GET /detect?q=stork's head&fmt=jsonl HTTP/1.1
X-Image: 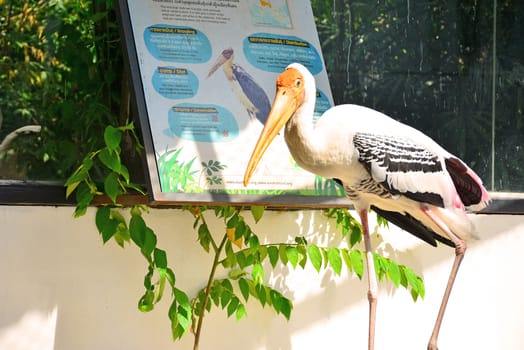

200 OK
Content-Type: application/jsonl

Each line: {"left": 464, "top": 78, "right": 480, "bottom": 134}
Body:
{"left": 207, "top": 48, "right": 234, "bottom": 78}
{"left": 243, "top": 63, "right": 310, "bottom": 186}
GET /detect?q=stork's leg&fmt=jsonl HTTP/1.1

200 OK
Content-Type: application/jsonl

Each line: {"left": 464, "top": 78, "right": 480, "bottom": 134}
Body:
{"left": 422, "top": 208, "right": 467, "bottom": 350}
{"left": 358, "top": 209, "right": 378, "bottom": 350}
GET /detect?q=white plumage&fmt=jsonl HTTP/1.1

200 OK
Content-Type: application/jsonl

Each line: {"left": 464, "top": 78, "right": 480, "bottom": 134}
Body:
{"left": 244, "top": 62, "right": 489, "bottom": 350}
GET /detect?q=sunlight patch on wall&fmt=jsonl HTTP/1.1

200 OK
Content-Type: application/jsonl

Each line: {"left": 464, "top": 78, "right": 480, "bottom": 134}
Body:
{"left": 0, "top": 306, "right": 57, "bottom": 350}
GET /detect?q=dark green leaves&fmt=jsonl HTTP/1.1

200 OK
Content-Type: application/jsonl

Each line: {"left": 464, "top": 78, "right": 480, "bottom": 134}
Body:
{"left": 170, "top": 288, "right": 192, "bottom": 340}
{"left": 104, "top": 125, "right": 122, "bottom": 151}
{"left": 64, "top": 123, "right": 144, "bottom": 211}
{"left": 91, "top": 205, "right": 190, "bottom": 339}
{"left": 95, "top": 206, "right": 120, "bottom": 243}
{"left": 325, "top": 208, "right": 362, "bottom": 246}
{"left": 74, "top": 192, "right": 427, "bottom": 349}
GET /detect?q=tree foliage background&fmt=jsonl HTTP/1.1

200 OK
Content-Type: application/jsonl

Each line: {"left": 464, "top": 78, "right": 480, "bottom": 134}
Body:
{"left": 0, "top": 0, "right": 133, "bottom": 180}
{"left": 312, "top": 0, "right": 524, "bottom": 191}
{"left": 1, "top": 0, "right": 522, "bottom": 190}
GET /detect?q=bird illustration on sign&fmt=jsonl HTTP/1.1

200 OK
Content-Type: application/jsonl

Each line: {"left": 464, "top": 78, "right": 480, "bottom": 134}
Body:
{"left": 207, "top": 48, "right": 271, "bottom": 127}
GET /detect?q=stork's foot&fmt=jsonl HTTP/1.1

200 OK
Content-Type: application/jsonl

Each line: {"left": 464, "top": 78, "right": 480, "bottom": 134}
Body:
{"left": 427, "top": 341, "right": 438, "bottom": 350}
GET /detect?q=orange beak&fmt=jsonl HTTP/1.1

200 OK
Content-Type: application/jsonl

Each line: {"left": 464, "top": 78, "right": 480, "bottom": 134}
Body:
{"left": 243, "top": 85, "right": 299, "bottom": 186}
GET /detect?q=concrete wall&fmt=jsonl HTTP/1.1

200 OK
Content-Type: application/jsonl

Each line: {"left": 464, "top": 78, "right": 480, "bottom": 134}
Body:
{"left": 0, "top": 205, "right": 522, "bottom": 350}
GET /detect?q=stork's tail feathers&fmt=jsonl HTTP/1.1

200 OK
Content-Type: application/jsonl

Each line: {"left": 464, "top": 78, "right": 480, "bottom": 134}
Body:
{"left": 445, "top": 157, "right": 490, "bottom": 210}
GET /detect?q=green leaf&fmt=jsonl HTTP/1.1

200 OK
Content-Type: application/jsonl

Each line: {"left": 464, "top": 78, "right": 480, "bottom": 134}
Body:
{"left": 403, "top": 267, "right": 425, "bottom": 301}
{"left": 307, "top": 244, "right": 322, "bottom": 272}
{"left": 166, "top": 267, "right": 176, "bottom": 287}
{"left": 113, "top": 223, "right": 130, "bottom": 247}
{"left": 138, "top": 290, "right": 155, "bottom": 312}
{"left": 294, "top": 236, "right": 308, "bottom": 245}
{"left": 154, "top": 248, "right": 167, "bottom": 269}
{"left": 141, "top": 227, "right": 157, "bottom": 258}
{"left": 197, "top": 223, "right": 211, "bottom": 252}
{"left": 210, "top": 285, "right": 220, "bottom": 306}
{"left": 376, "top": 255, "right": 388, "bottom": 281}
{"left": 267, "top": 246, "right": 279, "bottom": 268}
{"left": 129, "top": 213, "right": 147, "bottom": 246}
{"left": 341, "top": 248, "right": 351, "bottom": 270}
{"left": 118, "top": 164, "right": 130, "bottom": 183}
{"left": 220, "top": 290, "right": 231, "bottom": 309}
{"left": 221, "top": 279, "right": 234, "bottom": 292}
{"left": 248, "top": 235, "right": 260, "bottom": 254}
{"left": 104, "top": 172, "right": 121, "bottom": 203}
{"left": 270, "top": 290, "right": 292, "bottom": 320}
{"left": 227, "top": 297, "right": 240, "bottom": 317}
{"left": 65, "top": 157, "right": 94, "bottom": 196}
{"left": 169, "top": 289, "right": 191, "bottom": 340}
{"left": 101, "top": 218, "right": 118, "bottom": 243}
{"left": 95, "top": 206, "right": 111, "bottom": 233}
{"left": 223, "top": 241, "right": 237, "bottom": 268}
{"left": 236, "top": 303, "right": 246, "bottom": 320}
{"left": 173, "top": 288, "right": 191, "bottom": 324}
{"left": 327, "top": 248, "right": 342, "bottom": 275}
{"left": 226, "top": 213, "right": 239, "bottom": 228}
{"left": 350, "top": 249, "right": 364, "bottom": 279}
{"left": 234, "top": 220, "right": 246, "bottom": 240}
{"left": 236, "top": 251, "right": 248, "bottom": 269}
{"left": 279, "top": 245, "right": 288, "bottom": 265}
{"left": 250, "top": 206, "right": 264, "bottom": 223}
{"left": 349, "top": 225, "right": 362, "bottom": 247}
{"left": 255, "top": 284, "right": 266, "bottom": 306}
{"left": 65, "top": 181, "right": 81, "bottom": 199}
{"left": 111, "top": 209, "right": 127, "bottom": 224}
{"left": 74, "top": 182, "right": 94, "bottom": 217}
{"left": 388, "top": 260, "right": 401, "bottom": 287}
{"left": 98, "top": 147, "right": 121, "bottom": 173}
{"left": 155, "top": 273, "right": 167, "bottom": 303}
{"left": 238, "top": 278, "right": 250, "bottom": 301}
{"left": 297, "top": 244, "right": 307, "bottom": 269}
{"left": 258, "top": 245, "right": 268, "bottom": 262}
{"left": 228, "top": 269, "right": 246, "bottom": 280}
{"left": 252, "top": 263, "right": 264, "bottom": 285}
{"left": 104, "top": 125, "right": 122, "bottom": 151}
{"left": 286, "top": 246, "right": 299, "bottom": 269}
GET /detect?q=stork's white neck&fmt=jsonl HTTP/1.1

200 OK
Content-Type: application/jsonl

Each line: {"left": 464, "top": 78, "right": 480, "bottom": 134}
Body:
{"left": 283, "top": 80, "right": 328, "bottom": 175}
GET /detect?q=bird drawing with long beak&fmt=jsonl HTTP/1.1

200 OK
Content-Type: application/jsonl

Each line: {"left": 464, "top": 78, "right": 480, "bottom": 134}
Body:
{"left": 243, "top": 63, "right": 489, "bottom": 350}
{"left": 207, "top": 48, "right": 271, "bottom": 126}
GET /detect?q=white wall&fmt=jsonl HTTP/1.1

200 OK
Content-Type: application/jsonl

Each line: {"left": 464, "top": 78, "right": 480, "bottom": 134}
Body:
{"left": 0, "top": 205, "right": 523, "bottom": 350}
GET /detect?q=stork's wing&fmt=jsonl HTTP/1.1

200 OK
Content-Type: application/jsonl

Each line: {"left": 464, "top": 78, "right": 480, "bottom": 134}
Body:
{"left": 231, "top": 65, "right": 271, "bottom": 123}
{"left": 353, "top": 132, "right": 449, "bottom": 208}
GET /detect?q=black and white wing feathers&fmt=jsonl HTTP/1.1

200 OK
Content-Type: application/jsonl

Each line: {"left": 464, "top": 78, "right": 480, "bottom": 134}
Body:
{"left": 353, "top": 132, "right": 448, "bottom": 208}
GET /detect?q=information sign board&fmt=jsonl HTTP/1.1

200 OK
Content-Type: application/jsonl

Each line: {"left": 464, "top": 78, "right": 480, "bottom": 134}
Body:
{"left": 117, "top": 0, "right": 350, "bottom": 206}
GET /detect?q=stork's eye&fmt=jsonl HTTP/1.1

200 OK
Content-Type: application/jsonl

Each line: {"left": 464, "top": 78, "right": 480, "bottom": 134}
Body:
{"left": 295, "top": 79, "right": 302, "bottom": 87}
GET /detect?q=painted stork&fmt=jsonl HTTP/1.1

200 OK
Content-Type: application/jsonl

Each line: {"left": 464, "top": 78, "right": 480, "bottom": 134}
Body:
{"left": 207, "top": 48, "right": 271, "bottom": 125}
{"left": 243, "top": 63, "right": 489, "bottom": 350}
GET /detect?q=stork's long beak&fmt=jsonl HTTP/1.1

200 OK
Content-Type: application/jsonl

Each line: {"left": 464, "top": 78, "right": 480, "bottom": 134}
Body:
{"left": 243, "top": 86, "right": 298, "bottom": 186}
{"left": 207, "top": 53, "right": 227, "bottom": 78}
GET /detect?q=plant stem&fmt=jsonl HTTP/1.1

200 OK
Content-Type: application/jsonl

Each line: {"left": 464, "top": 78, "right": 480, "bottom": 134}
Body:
{"left": 193, "top": 233, "right": 228, "bottom": 350}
